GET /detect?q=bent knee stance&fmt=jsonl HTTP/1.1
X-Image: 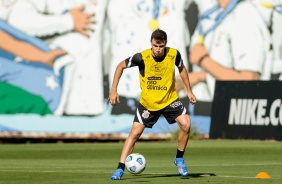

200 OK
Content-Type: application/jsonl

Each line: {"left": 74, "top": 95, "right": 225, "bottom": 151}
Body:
{"left": 129, "top": 123, "right": 145, "bottom": 140}
{"left": 129, "top": 131, "right": 142, "bottom": 140}
{"left": 177, "top": 115, "right": 191, "bottom": 133}
{"left": 181, "top": 121, "right": 191, "bottom": 133}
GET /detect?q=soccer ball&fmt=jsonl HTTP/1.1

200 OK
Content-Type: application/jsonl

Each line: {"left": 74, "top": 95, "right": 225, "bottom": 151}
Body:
{"left": 125, "top": 153, "right": 146, "bottom": 174}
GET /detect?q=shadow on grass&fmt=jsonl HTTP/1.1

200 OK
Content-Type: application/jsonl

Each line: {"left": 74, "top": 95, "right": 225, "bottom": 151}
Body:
{"left": 123, "top": 173, "right": 216, "bottom": 181}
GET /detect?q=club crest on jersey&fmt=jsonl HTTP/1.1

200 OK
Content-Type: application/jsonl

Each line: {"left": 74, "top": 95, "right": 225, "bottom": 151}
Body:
{"left": 154, "top": 66, "right": 159, "bottom": 72}
{"left": 142, "top": 110, "right": 150, "bottom": 119}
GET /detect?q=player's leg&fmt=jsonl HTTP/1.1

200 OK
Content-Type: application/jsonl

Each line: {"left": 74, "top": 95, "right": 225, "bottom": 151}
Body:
{"left": 163, "top": 99, "right": 191, "bottom": 176}
{"left": 111, "top": 102, "right": 160, "bottom": 180}
{"left": 119, "top": 122, "right": 145, "bottom": 165}
{"left": 111, "top": 122, "right": 145, "bottom": 180}
{"left": 174, "top": 114, "right": 191, "bottom": 176}
{"left": 175, "top": 114, "right": 191, "bottom": 152}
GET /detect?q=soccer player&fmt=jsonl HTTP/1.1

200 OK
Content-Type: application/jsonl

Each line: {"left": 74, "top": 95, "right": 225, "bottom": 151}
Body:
{"left": 106, "top": 0, "right": 193, "bottom": 115}
{"left": 108, "top": 29, "right": 197, "bottom": 180}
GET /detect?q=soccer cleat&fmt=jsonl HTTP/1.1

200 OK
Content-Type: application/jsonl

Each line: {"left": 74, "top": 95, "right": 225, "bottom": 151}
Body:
{"left": 110, "top": 168, "right": 124, "bottom": 180}
{"left": 174, "top": 157, "right": 188, "bottom": 176}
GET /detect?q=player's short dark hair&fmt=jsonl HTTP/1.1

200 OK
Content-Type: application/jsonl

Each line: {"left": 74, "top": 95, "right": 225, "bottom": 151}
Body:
{"left": 151, "top": 29, "right": 167, "bottom": 42}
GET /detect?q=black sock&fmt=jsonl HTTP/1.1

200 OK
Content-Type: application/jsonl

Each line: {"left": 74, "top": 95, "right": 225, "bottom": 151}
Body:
{"left": 176, "top": 149, "right": 184, "bottom": 158}
{"left": 117, "top": 162, "right": 125, "bottom": 170}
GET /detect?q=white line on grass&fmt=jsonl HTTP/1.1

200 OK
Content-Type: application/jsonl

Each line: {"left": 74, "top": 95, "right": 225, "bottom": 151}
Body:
{"left": 149, "top": 162, "right": 282, "bottom": 168}
{"left": 0, "top": 169, "right": 94, "bottom": 173}
{"left": 212, "top": 175, "right": 282, "bottom": 180}
{"left": 216, "top": 175, "right": 255, "bottom": 179}
{"left": 1, "top": 169, "right": 281, "bottom": 180}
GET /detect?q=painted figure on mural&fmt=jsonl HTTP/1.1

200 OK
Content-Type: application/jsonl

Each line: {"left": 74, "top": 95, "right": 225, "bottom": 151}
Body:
{"left": 0, "top": 0, "right": 76, "bottom": 115}
{"left": 0, "top": 20, "right": 74, "bottom": 115}
{"left": 5, "top": 0, "right": 108, "bottom": 116}
{"left": 259, "top": 0, "right": 282, "bottom": 80}
{"left": 177, "top": 0, "right": 273, "bottom": 116}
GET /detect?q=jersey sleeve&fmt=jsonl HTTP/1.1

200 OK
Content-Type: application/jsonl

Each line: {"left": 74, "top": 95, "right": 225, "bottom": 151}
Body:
{"left": 175, "top": 50, "right": 183, "bottom": 67}
{"left": 125, "top": 53, "right": 144, "bottom": 68}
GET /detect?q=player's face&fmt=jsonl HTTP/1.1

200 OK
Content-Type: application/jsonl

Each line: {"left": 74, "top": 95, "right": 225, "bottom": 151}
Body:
{"left": 151, "top": 38, "right": 167, "bottom": 58}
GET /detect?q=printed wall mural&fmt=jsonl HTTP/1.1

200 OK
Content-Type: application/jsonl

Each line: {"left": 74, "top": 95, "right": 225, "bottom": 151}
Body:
{"left": 0, "top": 0, "right": 281, "bottom": 135}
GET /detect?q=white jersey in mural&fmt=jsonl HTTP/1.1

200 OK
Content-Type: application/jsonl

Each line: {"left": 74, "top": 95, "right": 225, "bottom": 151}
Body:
{"left": 260, "top": 0, "right": 282, "bottom": 79}
{"left": 190, "top": 0, "right": 273, "bottom": 102}
{"left": 6, "top": 0, "right": 108, "bottom": 115}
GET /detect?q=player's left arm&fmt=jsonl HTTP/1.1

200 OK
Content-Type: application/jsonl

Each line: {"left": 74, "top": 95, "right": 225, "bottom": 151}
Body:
{"left": 176, "top": 51, "right": 197, "bottom": 104}
{"left": 178, "top": 65, "right": 197, "bottom": 104}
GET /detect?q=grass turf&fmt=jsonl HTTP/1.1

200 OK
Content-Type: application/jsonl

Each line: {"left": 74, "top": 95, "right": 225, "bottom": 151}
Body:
{"left": 0, "top": 140, "right": 281, "bottom": 183}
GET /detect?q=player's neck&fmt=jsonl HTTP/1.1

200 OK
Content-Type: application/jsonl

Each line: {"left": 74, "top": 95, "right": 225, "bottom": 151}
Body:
{"left": 151, "top": 49, "right": 166, "bottom": 58}
{"left": 152, "top": 53, "right": 164, "bottom": 58}
{"left": 152, "top": 49, "right": 166, "bottom": 62}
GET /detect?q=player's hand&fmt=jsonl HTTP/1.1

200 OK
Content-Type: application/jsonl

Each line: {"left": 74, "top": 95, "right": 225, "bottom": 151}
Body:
{"left": 108, "top": 90, "right": 120, "bottom": 106}
{"left": 189, "top": 44, "right": 209, "bottom": 66}
{"left": 69, "top": 5, "right": 96, "bottom": 38}
{"left": 188, "top": 92, "right": 197, "bottom": 105}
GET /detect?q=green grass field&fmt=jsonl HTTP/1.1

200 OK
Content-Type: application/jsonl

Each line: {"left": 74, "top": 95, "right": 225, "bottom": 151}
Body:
{"left": 0, "top": 140, "right": 281, "bottom": 184}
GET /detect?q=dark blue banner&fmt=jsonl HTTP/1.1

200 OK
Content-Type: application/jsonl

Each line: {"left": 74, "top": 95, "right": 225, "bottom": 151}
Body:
{"left": 210, "top": 81, "right": 282, "bottom": 140}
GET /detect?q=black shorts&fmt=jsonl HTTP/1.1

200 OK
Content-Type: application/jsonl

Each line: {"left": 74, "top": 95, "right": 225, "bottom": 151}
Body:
{"left": 133, "top": 99, "right": 188, "bottom": 128}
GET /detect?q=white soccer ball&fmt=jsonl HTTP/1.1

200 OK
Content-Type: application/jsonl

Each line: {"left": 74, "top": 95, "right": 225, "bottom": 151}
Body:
{"left": 125, "top": 153, "right": 146, "bottom": 174}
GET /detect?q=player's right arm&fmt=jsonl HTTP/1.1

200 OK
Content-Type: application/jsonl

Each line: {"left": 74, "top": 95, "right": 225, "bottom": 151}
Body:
{"left": 108, "top": 60, "right": 127, "bottom": 106}
{"left": 108, "top": 53, "right": 143, "bottom": 106}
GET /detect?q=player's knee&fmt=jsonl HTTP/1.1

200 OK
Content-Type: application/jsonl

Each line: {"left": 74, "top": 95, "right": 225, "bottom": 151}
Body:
{"left": 129, "top": 130, "right": 143, "bottom": 140}
{"left": 183, "top": 121, "right": 191, "bottom": 133}
{"left": 177, "top": 115, "right": 191, "bottom": 132}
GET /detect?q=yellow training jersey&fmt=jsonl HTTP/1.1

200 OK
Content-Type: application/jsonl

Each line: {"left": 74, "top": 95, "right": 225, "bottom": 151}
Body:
{"left": 139, "top": 47, "right": 179, "bottom": 111}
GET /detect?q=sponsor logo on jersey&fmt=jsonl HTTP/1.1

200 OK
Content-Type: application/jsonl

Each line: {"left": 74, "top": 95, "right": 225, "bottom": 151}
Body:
{"left": 148, "top": 77, "right": 161, "bottom": 80}
{"left": 146, "top": 76, "right": 167, "bottom": 90}
{"left": 146, "top": 78, "right": 167, "bottom": 90}
{"left": 147, "top": 85, "right": 167, "bottom": 90}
